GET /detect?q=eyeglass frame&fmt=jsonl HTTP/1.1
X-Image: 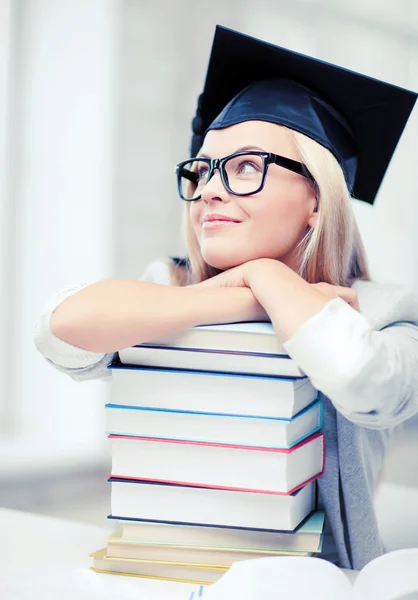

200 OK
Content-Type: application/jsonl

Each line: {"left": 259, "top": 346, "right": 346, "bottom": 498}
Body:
{"left": 175, "top": 151, "right": 317, "bottom": 202}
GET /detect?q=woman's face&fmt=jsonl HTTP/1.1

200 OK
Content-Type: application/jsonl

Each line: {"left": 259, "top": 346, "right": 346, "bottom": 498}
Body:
{"left": 189, "top": 121, "right": 318, "bottom": 271}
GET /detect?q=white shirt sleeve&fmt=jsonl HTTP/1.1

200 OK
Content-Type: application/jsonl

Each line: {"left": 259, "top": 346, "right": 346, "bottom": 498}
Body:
{"left": 33, "top": 260, "right": 172, "bottom": 382}
{"left": 283, "top": 297, "right": 418, "bottom": 429}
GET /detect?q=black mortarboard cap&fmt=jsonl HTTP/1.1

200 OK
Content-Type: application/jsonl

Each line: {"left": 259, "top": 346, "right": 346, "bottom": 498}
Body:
{"left": 190, "top": 26, "right": 417, "bottom": 205}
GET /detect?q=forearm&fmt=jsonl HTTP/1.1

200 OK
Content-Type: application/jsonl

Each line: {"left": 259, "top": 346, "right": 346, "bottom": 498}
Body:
{"left": 50, "top": 279, "right": 259, "bottom": 353}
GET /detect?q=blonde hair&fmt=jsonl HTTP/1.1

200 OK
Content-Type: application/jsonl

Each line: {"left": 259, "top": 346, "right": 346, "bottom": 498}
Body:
{"left": 170, "top": 128, "right": 370, "bottom": 287}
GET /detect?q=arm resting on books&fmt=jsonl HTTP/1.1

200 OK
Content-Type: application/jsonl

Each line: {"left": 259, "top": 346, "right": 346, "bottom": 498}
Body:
{"left": 34, "top": 282, "right": 116, "bottom": 382}
{"left": 47, "top": 278, "right": 267, "bottom": 354}
{"left": 34, "top": 261, "right": 174, "bottom": 379}
{"left": 282, "top": 298, "right": 418, "bottom": 429}
{"left": 235, "top": 258, "right": 418, "bottom": 429}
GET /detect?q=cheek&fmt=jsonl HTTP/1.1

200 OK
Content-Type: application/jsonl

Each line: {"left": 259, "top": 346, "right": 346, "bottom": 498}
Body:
{"left": 189, "top": 202, "right": 202, "bottom": 232}
{"left": 246, "top": 188, "right": 311, "bottom": 246}
{"left": 248, "top": 193, "right": 295, "bottom": 228}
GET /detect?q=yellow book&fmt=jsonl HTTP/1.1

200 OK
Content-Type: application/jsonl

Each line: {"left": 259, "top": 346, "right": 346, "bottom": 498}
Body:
{"left": 105, "top": 528, "right": 310, "bottom": 567}
{"left": 89, "top": 548, "right": 227, "bottom": 584}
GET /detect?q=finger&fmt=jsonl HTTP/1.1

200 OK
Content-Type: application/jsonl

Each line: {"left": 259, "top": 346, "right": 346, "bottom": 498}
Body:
{"left": 350, "top": 298, "right": 361, "bottom": 312}
{"left": 318, "top": 284, "right": 359, "bottom": 310}
{"left": 333, "top": 288, "right": 360, "bottom": 311}
{"left": 328, "top": 286, "right": 357, "bottom": 301}
{"left": 312, "top": 283, "right": 359, "bottom": 309}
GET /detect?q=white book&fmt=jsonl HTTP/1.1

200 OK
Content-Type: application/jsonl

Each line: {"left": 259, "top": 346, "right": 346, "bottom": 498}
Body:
{"left": 109, "top": 479, "right": 315, "bottom": 531}
{"left": 118, "top": 346, "right": 303, "bottom": 378}
{"left": 105, "top": 401, "right": 322, "bottom": 449}
{"left": 109, "top": 365, "right": 317, "bottom": 419}
{"left": 90, "top": 547, "right": 226, "bottom": 583}
{"left": 148, "top": 321, "right": 286, "bottom": 355}
{"left": 105, "top": 528, "right": 312, "bottom": 563}
{"left": 113, "top": 510, "right": 325, "bottom": 553}
{"left": 188, "top": 548, "right": 418, "bottom": 600}
{"left": 109, "top": 433, "right": 324, "bottom": 494}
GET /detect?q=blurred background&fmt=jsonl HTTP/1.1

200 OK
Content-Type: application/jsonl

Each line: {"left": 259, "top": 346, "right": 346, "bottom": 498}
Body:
{"left": 0, "top": 0, "right": 417, "bottom": 551}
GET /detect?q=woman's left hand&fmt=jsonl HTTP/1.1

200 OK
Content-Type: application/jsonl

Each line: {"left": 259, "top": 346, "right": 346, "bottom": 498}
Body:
{"left": 197, "top": 258, "right": 362, "bottom": 338}
{"left": 198, "top": 258, "right": 360, "bottom": 311}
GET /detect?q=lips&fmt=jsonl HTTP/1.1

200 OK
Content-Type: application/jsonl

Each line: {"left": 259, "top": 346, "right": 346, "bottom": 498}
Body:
{"left": 202, "top": 214, "right": 242, "bottom": 224}
{"left": 201, "top": 214, "right": 243, "bottom": 231}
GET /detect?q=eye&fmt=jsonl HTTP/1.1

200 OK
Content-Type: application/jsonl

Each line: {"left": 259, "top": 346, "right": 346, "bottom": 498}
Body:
{"left": 238, "top": 161, "right": 259, "bottom": 174}
{"left": 196, "top": 163, "right": 209, "bottom": 180}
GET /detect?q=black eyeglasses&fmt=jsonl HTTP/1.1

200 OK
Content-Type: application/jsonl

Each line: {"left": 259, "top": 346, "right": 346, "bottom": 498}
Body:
{"left": 175, "top": 151, "right": 316, "bottom": 201}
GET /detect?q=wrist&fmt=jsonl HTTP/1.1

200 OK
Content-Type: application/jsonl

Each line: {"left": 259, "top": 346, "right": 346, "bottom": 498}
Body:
{"left": 185, "top": 284, "right": 258, "bottom": 325}
{"left": 244, "top": 260, "right": 333, "bottom": 340}
{"left": 246, "top": 259, "right": 285, "bottom": 302}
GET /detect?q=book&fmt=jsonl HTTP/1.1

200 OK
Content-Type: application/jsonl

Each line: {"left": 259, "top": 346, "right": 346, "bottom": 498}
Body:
{"left": 113, "top": 510, "right": 325, "bottom": 553}
{"left": 105, "top": 528, "right": 313, "bottom": 564}
{"left": 108, "top": 364, "right": 317, "bottom": 419}
{"left": 89, "top": 547, "right": 227, "bottom": 584}
{"left": 109, "top": 432, "right": 324, "bottom": 494}
{"left": 187, "top": 548, "right": 418, "bottom": 599}
{"left": 105, "top": 400, "right": 322, "bottom": 449}
{"left": 109, "top": 479, "right": 315, "bottom": 531}
{"left": 146, "top": 321, "right": 286, "bottom": 355}
{"left": 117, "top": 345, "right": 304, "bottom": 378}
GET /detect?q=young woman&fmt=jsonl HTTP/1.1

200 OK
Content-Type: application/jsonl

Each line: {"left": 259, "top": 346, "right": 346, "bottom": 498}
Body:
{"left": 34, "top": 27, "right": 418, "bottom": 571}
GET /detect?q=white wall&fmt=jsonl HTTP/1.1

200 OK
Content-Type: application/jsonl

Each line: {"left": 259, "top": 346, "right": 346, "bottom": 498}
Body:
{"left": 0, "top": 0, "right": 14, "bottom": 437}
{"left": 0, "top": 0, "right": 13, "bottom": 231}
{"left": 0, "top": 0, "right": 117, "bottom": 475}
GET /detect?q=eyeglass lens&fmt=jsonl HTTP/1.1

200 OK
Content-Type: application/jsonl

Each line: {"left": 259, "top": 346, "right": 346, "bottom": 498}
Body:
{"left": 179, "top": 154, "right": 265, "bottom": 200}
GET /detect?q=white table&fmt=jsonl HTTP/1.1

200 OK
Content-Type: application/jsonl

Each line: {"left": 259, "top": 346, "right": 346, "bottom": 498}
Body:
{"left": 0, "top": 508, "right": 195, "bottom": 599}
{"left": 0, "top": 507, "right": 357, "bottom": 598}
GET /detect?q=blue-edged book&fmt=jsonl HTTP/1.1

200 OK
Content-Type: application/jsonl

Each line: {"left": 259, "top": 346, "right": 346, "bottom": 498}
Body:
{"left": 107, "top": 478, "right": 316, "bottom": 532}
{"left": 108, "top": 509, "right": 325, "bottom": 553}
{"left": 108, "top": 364, "right": 317, "bottom": 419}
{"left": 105, "top": 400, "right": 323, "bottom": 449}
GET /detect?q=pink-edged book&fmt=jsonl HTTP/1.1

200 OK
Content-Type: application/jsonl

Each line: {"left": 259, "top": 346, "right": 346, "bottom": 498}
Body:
{"left": 108, "top": 431, "right": 325, "bottom": 495}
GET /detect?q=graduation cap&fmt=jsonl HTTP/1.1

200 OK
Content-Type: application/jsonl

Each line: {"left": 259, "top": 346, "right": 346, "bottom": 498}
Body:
{"left": 190, "top": 25, "right": 417, "bottom": 205}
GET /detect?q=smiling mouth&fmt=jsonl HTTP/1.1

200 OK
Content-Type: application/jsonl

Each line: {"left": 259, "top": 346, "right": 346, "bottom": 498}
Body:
{"left": 201, "top": 220, "right": 242, "bottom": 230}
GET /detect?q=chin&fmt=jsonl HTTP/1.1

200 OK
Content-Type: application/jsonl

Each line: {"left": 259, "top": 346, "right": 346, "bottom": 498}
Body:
{"left": 205, "top": 258, "right": 239, "bottom": 270}
{"left": 201, "top": 244, "right": 257, "bottom": 271}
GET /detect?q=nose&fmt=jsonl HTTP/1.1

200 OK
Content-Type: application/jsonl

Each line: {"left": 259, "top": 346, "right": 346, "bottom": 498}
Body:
{"left": 200, "top": 168, "right": 230, "bottom": 204}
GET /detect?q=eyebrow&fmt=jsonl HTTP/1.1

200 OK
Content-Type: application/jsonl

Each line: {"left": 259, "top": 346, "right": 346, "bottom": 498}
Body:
{"left": 199, "top": 145, "right": 267, "bottom": 159}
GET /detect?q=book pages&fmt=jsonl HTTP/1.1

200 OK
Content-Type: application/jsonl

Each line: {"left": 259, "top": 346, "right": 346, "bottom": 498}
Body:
{"left": 191, "top": 556, "right": 352, "bottom": 600}
{"left": 352, "top": 548, "right": 418, "bottom": 600}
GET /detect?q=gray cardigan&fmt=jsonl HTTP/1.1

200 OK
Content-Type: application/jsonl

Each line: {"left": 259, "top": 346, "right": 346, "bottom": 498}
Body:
{"left": 283, "top": 278, "right": 418, "bottom": 569}
{"left": 34, "top": 263, "right": 418, "bottom": 570}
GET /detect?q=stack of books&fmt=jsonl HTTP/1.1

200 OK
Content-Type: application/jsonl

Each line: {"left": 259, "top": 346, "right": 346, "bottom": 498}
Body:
{"left": 90, "top": 322, "right": 325, "bottom": 584}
